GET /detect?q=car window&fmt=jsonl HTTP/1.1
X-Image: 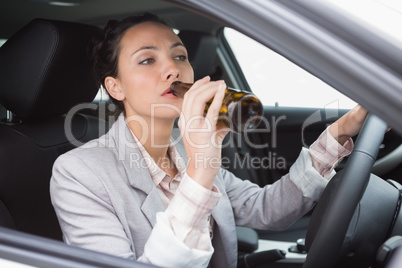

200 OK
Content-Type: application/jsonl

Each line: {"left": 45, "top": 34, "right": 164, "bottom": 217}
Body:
{"left": 223, "top": 28, "right": 357, "bottom": 109}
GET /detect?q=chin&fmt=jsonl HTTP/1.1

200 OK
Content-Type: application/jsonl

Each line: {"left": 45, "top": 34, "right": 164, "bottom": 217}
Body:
{"left": 150, "top": 103, "right": 182, "bottom": 118}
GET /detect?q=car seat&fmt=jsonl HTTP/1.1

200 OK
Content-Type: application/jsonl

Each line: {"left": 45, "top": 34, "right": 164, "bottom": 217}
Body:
{"left": 0, "top": 19, "right": 106, "bottom": 241}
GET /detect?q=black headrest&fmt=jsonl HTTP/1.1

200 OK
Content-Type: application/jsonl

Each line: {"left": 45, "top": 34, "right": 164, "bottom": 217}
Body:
{"left": 178, "top": 30, "right": 218, "bottom": 80}
{"left": 0, "top": 19, "right": 102, "bottom": 121}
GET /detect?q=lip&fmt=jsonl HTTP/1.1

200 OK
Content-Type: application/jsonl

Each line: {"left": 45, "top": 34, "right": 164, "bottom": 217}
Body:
{"left": 161, "top": 87, "right": 171, "bottom": 96}
{"left": 161, "top": 87, "right": 178, "bottom": 98}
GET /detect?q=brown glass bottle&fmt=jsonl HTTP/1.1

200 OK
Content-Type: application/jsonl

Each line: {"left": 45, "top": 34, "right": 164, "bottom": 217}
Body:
{"left": 169, "top": 81, "right": 263, "bottom": 133}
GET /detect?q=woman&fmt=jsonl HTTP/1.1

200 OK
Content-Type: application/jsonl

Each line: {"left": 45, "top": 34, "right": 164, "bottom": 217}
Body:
{"left": 50, "top": 13, "right": 368, "bottom": 268}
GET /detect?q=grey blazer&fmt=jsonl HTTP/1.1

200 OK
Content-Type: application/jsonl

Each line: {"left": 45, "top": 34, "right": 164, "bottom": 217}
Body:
{"left": 50, "top": 114, "right": 327, "bottom": 268}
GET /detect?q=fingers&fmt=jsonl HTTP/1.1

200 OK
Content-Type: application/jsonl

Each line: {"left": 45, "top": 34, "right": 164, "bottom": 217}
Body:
{"left": 180, "top": 76, "right": 226, "bottom": 129}
{"left": 205, "top": 81, "right": 226, "bottom": 125}
{"left": 178, "top": 77, "right": 229, "bottom": 188}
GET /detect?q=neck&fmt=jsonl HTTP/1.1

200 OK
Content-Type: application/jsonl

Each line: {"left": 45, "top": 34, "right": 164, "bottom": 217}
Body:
{"left": 127, "top": 115, "right": 175, "bottom": 161}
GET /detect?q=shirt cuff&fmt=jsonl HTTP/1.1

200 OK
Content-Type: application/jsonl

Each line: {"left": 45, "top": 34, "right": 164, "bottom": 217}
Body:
{"left": 290, "top": 147, "right": 329, "bottom": 201}
{"left": 165, "top": 174, "right": 221, "bottom": 229}
{"left": 140, "top": 212, "right": 214, "bottom": 267}
{"left": 309, "top": 127, "right": 354, "bottom": 179}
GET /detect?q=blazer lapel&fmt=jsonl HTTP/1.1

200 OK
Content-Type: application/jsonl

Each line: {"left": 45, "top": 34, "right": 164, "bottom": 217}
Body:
{"left": 211, "top": 178, "right": 238, "bottom": 268}
{"left": 111, "top": 114, "right": 164, "bottom": 226}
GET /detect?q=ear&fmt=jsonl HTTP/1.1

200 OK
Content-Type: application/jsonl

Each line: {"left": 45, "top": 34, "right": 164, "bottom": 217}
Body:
{"left": 104, "top": 76, "right": 125, "bottom": 101}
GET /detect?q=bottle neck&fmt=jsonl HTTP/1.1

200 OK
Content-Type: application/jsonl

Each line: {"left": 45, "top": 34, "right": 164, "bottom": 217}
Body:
{"left": 169, "top": 81, "right": 193, "bottom": 98}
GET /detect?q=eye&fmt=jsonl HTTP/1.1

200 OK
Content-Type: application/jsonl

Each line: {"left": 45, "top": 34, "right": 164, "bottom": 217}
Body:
{"left": 174, "top": 55, "right": 187, "bottom": 61}
{"left": 139, "top": 58, "right": 155, "bottom": 65}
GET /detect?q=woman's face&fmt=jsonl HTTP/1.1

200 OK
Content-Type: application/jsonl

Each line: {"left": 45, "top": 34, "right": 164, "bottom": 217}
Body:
{"left": 106, "top": 21, "right": 194, "bottom": 121}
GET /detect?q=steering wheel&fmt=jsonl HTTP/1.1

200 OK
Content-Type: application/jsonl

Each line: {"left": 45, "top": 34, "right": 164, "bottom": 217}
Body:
{"left": 303, "top": 114, "right": 389, "bottom": 267}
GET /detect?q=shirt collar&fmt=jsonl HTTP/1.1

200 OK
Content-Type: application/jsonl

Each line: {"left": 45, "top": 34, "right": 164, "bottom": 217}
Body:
{"left": 129, "top": 129, "right": 186, "bottom": 186}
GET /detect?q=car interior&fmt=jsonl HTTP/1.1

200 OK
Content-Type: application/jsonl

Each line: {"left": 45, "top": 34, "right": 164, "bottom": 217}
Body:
{"left": 0, "top": 0, "right": 401, "bottom": 267}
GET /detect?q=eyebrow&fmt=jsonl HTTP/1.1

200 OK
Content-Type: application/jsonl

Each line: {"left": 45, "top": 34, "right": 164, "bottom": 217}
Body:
{"left": 132, "top": 42, "right": 185, "bottom": 55}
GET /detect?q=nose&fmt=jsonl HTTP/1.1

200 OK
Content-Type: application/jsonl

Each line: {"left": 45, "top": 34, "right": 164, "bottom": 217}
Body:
{"left": 166, "top": 72, "right": 179, "bottom": 81}
{"left": 162, "top": 58, "right": 180, "bottom": 82}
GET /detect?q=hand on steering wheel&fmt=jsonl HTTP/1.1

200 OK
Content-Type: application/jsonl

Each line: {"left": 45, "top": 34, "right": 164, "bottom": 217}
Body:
{"left": 304, "top": 114, "right": 390, "bottom": 268}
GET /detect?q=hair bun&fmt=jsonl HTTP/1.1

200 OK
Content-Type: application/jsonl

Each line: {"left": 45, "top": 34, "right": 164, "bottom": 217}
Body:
{"left": 104, "top": 19, "right": 119, "bottom": 38}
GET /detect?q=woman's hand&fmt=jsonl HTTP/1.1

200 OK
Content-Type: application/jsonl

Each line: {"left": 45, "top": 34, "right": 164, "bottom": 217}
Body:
{"left": 178, "top": 76, "right": 230, "bottom": 190}
{"left": 328, "top": 105, "right": 368, "bottom": 145}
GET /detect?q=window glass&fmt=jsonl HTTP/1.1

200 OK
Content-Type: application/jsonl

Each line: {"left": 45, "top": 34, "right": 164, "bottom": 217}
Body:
{"left": 224, "top": 28, "right": 357, "bottom": 109}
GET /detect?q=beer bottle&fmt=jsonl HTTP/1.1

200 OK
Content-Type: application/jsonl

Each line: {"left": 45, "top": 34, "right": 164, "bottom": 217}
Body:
{"left": 169, "top": 81, "right": 263, "bottom": 133}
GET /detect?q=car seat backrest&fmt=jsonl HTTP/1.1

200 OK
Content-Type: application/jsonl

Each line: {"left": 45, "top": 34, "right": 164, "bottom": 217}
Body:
{"left": 0, "top": 19, "right": 105, "bottom": 240}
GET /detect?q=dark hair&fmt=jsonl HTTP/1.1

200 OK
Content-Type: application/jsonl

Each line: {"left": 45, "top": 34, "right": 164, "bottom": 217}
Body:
{"left": 91, "top": 13, "right": 169, "bottom": 115}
